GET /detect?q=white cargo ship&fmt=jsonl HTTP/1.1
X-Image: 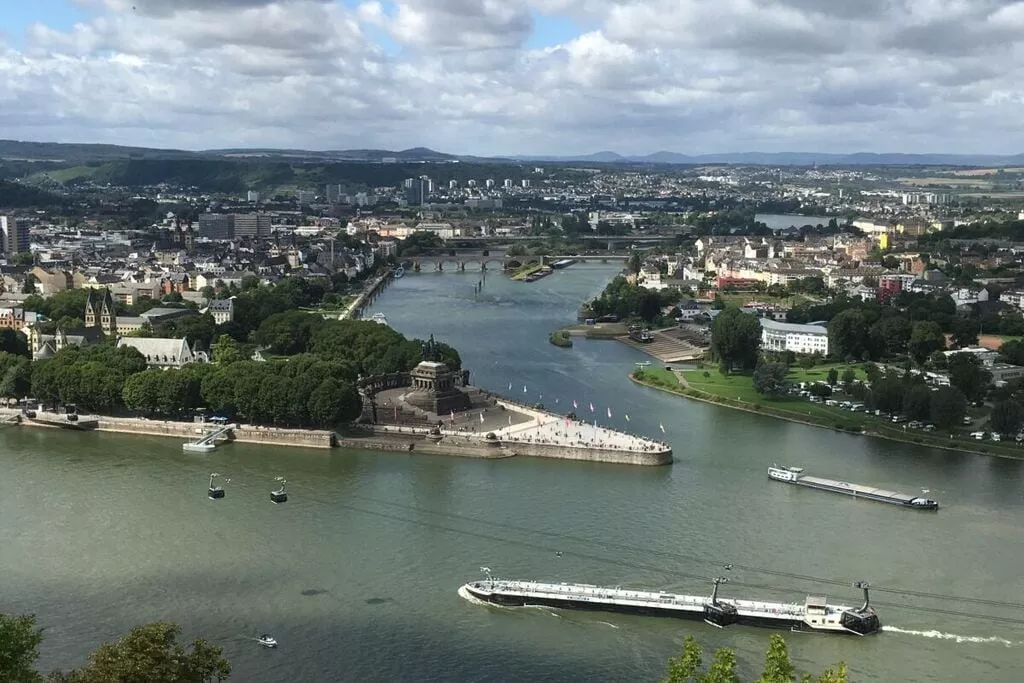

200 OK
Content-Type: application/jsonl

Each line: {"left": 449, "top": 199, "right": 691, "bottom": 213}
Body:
{"left": 769, "top": 465, "right": 938, "bottom": 510}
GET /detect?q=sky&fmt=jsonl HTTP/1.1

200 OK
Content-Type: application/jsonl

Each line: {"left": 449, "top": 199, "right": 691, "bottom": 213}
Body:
{"left": 2, "top": 0, "right": 1024, "bottom": 156}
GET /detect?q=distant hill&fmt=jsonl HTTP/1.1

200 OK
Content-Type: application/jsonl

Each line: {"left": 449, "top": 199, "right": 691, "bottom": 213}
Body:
{"left": 6, "top": 138, "right": 1024, "bottom": 168}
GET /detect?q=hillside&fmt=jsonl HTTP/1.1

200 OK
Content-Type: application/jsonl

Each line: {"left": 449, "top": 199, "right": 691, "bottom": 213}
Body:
{"left": 27, "top": 158, "right": 534, "bottom": 193}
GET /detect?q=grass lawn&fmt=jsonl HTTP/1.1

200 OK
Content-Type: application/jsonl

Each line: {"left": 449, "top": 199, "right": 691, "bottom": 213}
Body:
{"left": 717, "top": 293, "right": 816, "bottom": 308}
{"left": 643, "top": 368, "right": 1024, "bottom": 458}
{"left": 786, "top": 363, "right": 867, "bottom": 385}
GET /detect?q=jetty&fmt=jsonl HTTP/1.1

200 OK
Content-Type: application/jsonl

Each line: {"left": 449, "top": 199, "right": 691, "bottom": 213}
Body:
{"left": 25, "top": 408, "right": 98, "bottom": 430}
{"left": 617, "top": 326, "right": 707, "bottom": 363}
{"left": 461, "top": 573, "right": 880, "bottom": 636}
{"left": 183, "top": 422, "right": 238, "bottom": 452}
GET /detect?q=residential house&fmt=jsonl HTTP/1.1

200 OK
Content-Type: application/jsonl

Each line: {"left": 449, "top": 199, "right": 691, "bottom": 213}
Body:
{"left": 203, "top": 298, "right": 234, "bottom": 324}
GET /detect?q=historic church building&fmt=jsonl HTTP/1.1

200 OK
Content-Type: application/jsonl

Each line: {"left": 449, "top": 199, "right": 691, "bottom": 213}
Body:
{"left": 30, "top": 289, "right": 208, "bottom": 368}
{"left": 30, "top": 289, "right": 117, "bottom": 360}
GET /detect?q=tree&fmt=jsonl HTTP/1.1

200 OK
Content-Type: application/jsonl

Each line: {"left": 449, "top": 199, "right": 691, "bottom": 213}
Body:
{"left": 946, "top": 352, "right": 992, "bottom": 403}
{"left": 753, "top": 362, "right": 789, "bottom": 397}
{"left": 950, "top": 316, "right": 980, "bottom": 348}
{"left": 999, "top": 339, "right": 1024, "bottom": 366}
{"left": 798, "top": 356, "right": 815, "bottom": 370}
{"left": 0, "top": 613, "right": 43, "bottom": 683}
{"left": 0, "top": 329, "right": 30, "bottom": 358}
{"left": 711, "top": 308, "right": 762, "bottom": 373}
{"left": 870, "top": 373, "right": 904, "bottom": 416}
{"left": 628, "top": 251, "right": 642, "bottom": 274}
{"left": 757, "top": 634, "right": 796, "bottom": 683}
{"left": 21, "top": 274, "right": 37, "bottom": 294}
{"left": 211, "top": 335, "right": 243, "bottom": 364}
{"left": 827, "top": 309, "right": 869, "bottom": 361}
{"left": 826, "top": 368, "right": 838, "bottom": 386}
{"left": 903, "top": 383, "right": 933, "bottom": 422}
{"left": 930, "top": 386, "right": 967, "bottom": 429}
{"left": 701, "top": 647, "right": 740, "bottom": 683}
{"left": 662, "top": 636, "right": 702, "bottom": 683}
{"left": 53, "top": 622, "right": 230, "bottom": 683}
{"left": 840, "top": 367, "right": 856, "bottom": 388}
{"left": 908, "top": 321, "right": 945, "bottom": 365}
{"left": 989, "top": 399, "right": 1024, "bottom": 435}
{"left": 868, "top": 316, "right": 911, "bottom": 357}
{"left": 0, "top": 359, "right": 33, "bottom": 399}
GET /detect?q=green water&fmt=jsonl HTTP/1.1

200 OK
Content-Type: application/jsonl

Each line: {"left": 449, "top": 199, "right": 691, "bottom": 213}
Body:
{"left": 3, "top": 264, "right": 1023, "bottom": 682}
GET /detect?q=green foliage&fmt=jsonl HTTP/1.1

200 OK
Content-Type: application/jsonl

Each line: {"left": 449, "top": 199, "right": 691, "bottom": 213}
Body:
{"left": 211, "top": 335, "right": 243, "bottom": 364}
{"left": 0, "top": 180, "right": 65, "bottom": 208}
{"left": 588, "top": 275, "right": 678, "bottom": 324}
{"left": 662, "top": 634, "right": 847, "bottom": 683}
{"left": 868, "top": 316, "right": 912, "bottom": 357}
{"left": 841, "top": 367, "right": 856, "bottom": 386}
{"left": 827, "top": 309, "right": 869, "bottom": 361}
{"left": 549, "top": 330, "right": 573, "bottom": 348}
{"left": 398, "top": 231, "right": 444, "bottom": 256}
{"left": 153, "top": 314, "right": 218, "bottom": 349}
{"left": 711, "top": 308, "right": 762, "bottom": 372}
{"left": 868, "top": 372, "right": 904, "bottom": 416}
{"left": 31, "top": 345, "right": 147, "bottom": 412}
{"left": 902, "top": 382, "right": 933, "bottom": 422}
{"left": 252, "top": 310, "right": 325, "bottom": 355}
{"left": 908, "top": 321, "right": 946, "bottom": 365}
{"left": 0, "top": 613, "right": 44, "bottom": 683}
{"left": 23, "top": 289, "right": 92, "bottom": 324}
{"left": 989, "top": 399, "right": 1024, "bottom": 435}
{"left": 826, "top": 368, "right": 838, "bottom": 386}
{"left": 999, "top": 339, "right": 1024, "bottom": 366}
{"left": 53, "top": 622, "right": 230, "bottom": 683}
{"left": 753, "top": 362, "right": 789, "bottom": 397}
{"left": 930, "top": 386, "right": 968, "bottom": 429}
{"left": 946, "top": 352, "right": 992, "bottom": 403}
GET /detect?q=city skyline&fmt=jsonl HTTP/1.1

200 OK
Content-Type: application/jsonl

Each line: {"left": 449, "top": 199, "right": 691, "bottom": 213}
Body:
{"left": 1, "top": 1, "right": 1022, "bottom": 156}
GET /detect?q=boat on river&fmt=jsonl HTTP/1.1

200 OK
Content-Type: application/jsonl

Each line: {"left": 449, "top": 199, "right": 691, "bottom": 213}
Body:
{"left": 256, "top": 634, "right": 277, "bottom": 648}
{"left": 370, "top": 313, "right": 389, "bottom": 326}
{"left": 460, "top": 570, "right": 880, "bottom": 635}
{"left": 769, "top": 465, "right": 938, "bottom": 510}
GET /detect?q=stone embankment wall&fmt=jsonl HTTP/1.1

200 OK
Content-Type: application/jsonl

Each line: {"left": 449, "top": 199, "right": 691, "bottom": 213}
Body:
{"left": 2, "top": 409, "right": 333, "bottom": 449}
{"left": 505, "top": 441, "right": 672, "bottom": 466}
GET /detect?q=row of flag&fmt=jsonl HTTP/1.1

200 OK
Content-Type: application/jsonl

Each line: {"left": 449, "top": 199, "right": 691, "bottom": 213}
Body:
{"left": 504, "top": 383, "right": 666, "bottom": 434}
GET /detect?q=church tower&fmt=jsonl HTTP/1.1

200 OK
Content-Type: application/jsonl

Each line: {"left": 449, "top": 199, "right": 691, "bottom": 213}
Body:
{"left": 84, "top": 290, "right": 98, "bottom": 328}
{"left": 99, "top": 289, "right": 117, "bottom": 338}
{"left": 184, "top": 220, "right": 195, "bottom": 252}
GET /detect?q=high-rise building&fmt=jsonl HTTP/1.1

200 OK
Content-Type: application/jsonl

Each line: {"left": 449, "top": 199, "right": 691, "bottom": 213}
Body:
{"left": 448, "top": 180, "right": 458, "bottom": 190}
{"left": 0, "top": 216, "right": 30, "bottom": 255}
{"left": 503, "top": 179, "right": 513, "bottom": 189}
{"left": 233, "top": 213, "right": 272, "bottom": 240}
{"left": 521, "top": 179, "right": 531, "bottom": 188}
{"left": 403, "top": 177, "right": 429, "bottom": 206}
{"left": 296, "top": 190, "right": 316, "bottom": 205}
{"left": 198, "top": 213, "right": 235, "bottom": 240}
{"left": 247, "top": 190, "right": 260, "bottom": 203}
{"left": 485, "top": 179, "right": 495, "bottom": 189}
{"left": 325, "top": 184, "right": 343, "bottom": 203}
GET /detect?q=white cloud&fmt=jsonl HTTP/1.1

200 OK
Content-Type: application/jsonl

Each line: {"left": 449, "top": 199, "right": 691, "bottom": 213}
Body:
{"left": 3, "top": 0, "right": 1024, "bottom": 154}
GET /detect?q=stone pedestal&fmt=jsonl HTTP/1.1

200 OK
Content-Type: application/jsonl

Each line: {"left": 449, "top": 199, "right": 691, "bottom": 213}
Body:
{"left": 403, "top": 361, "right": 471, "bottom": 415}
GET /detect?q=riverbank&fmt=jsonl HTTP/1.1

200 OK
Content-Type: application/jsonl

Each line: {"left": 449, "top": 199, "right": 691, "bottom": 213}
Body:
{"left": 629, "top": 370, "right": 1024, "bottom": 460}
{"left": 2, "top": 409, "right": 334, "bottom": 450}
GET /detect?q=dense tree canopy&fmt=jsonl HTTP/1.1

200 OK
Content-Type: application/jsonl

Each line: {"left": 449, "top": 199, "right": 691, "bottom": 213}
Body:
{"left": 588, "top": 275, "right": 679, "bottom": 324}
{"left": 711, "top": 308, "right": 762, "bottom": 373}
{"left": 662, "top": 634, "right": 848, "bottom": 683}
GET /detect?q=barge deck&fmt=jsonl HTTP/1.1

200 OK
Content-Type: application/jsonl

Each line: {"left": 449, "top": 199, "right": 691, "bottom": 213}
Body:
{"left": 769, "top": 465, "right": 938, "bottom": 510}
{"left": 461, "top": 572, "right": 879, "bottom": 635}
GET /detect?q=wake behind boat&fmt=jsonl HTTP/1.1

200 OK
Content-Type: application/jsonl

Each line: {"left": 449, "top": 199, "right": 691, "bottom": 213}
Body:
{"left": 460, "top": 569, "right": 879, "bottom": 636}
{"left": 256, "top": 634, "right": 277, "bottom": 648}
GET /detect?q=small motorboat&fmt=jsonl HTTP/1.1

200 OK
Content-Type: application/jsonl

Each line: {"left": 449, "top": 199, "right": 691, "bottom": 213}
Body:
{"left": 257, "top": 634, "right": 277, "bottom": 648}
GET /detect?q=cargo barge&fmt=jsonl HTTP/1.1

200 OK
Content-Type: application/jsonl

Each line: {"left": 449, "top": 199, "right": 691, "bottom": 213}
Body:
{"left": 550, "top": 258, "right": 576, "bottom": 269}
{"left": 460, "top": 571, "right": 880, "bottom": 635}
{"left": 769, "top": 465, "right": 938, "bottom": 510}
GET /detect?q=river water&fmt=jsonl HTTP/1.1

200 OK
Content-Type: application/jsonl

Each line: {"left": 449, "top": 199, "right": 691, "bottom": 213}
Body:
{"left": 3, "top": 264, "right": 1023, "bottom": 682}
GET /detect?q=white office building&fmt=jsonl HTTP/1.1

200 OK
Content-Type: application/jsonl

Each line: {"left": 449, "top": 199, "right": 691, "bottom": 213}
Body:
{"left": 760, "top": 319, "right": 829, "bottom": 356}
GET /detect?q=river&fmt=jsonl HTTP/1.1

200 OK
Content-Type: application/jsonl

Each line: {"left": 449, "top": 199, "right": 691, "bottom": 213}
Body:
{"left": 3, "top": 264, "right": 1023, "bottom": 682}
{"left": 756, "top": 213, "right": 835, "bottom": 231}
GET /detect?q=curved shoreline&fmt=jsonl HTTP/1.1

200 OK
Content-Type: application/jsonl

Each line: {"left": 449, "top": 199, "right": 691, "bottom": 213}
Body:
{"left": 627, "top": 373, "right": 1024, "bottom": 461}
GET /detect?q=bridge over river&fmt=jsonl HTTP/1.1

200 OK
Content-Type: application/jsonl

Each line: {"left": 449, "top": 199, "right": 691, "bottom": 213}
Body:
{"left": 403, "top": 254, "right": 628, "bottom": 272}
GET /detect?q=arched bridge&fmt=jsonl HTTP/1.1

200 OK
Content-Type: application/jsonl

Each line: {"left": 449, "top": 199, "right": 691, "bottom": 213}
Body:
{"left": 404, "top": 257, "right": 508, "bottom": 272}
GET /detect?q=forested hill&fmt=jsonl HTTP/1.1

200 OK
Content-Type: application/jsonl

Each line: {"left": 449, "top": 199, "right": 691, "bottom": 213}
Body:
{"left": 26, "top": 158, "right": 535, "bottom": 193}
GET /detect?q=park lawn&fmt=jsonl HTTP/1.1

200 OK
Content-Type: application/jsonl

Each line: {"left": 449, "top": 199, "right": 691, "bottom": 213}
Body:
{"left": 786, "top": 363, "right": 867, "bottom": 385}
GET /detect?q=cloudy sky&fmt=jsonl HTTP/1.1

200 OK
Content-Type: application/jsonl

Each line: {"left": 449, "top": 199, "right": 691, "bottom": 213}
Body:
{"left": 1, "top": 0, "right": 1023, "bottom": 155}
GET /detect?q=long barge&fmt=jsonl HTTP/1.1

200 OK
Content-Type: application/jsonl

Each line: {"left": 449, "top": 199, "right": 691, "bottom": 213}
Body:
{"left": 769, "top": 465, "right": 938, "bottom": 510}
{"left": 460, "top": 572, "right": 880, "bottom": 635}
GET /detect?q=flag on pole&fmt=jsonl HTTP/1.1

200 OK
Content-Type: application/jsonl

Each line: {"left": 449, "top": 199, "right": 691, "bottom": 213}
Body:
{"left": 625, "top": 414, "right": 630, "bottom": 422}
{"left": 572, "top": 399, "right": 578, "bottom": 409}
{"left": 607, "top": 407, "right": 612, "bottom": 419}
{"left": 523, "top": 384, "right": 527, "bottom": 393}
{"left": 480, "top": 412, "right": 485, "bottom": 424}
{"left": 508, "top": 382, "right": 512, "bottom": 391}
{"left": 555, "top": 397, "right": 559, "bottom": 404}
{"left": 394, "top": 405, "right": 398, "bottom": 421}
{"left": 589, "top": 402, "right": 595, "bottom": 413}
{"left": 508, "top": 415, "right": 512, "bottom": 425}
{"left": 593, "top": 419, "right": 597, "bottom": 428}
{"left": 450, "top": 410, "right": 455, "bottom": 422}
{"left": 659, "top": 423, "right": 665, "bottom": 433}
